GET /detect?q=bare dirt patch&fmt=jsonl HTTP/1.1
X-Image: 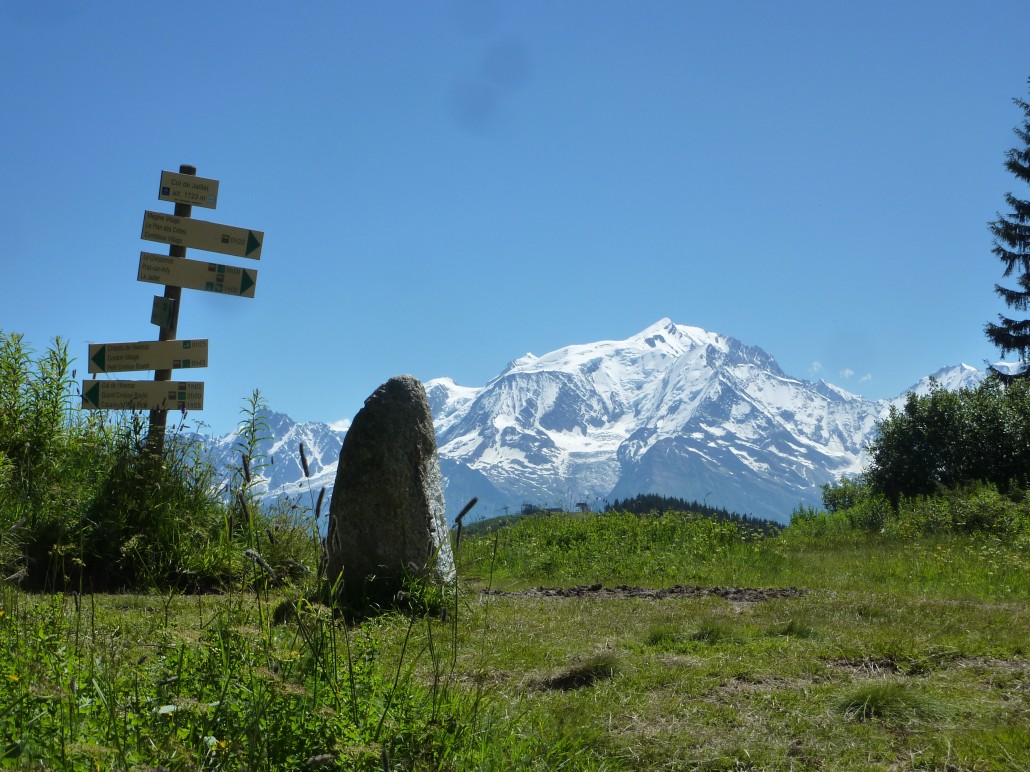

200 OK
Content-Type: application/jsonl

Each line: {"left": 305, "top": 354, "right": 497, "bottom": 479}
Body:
{"left": 482, "top": 583, "right": 806, "bottom": 602}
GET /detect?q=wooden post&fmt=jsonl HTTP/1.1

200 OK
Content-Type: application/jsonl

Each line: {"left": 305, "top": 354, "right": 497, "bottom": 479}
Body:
{"left": 146, "top": 163, "right": 195, "bottom": 458}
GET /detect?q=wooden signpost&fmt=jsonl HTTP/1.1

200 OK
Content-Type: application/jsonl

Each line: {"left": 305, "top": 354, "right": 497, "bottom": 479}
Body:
{"left": 82, "top": 164, "right": 264, "bottom": 458}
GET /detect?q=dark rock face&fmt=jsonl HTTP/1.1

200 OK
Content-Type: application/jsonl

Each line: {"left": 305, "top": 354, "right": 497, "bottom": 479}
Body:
{"left": 325, "top": 375, "right": 454, "bottom": 602}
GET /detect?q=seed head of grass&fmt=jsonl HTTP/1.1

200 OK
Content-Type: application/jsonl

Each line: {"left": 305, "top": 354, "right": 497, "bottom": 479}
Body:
{"left": 243, "top": 548, "right": 280, "bottom": 584}
{"left": 454, "top": 497, "right": 478, "bottom": 548}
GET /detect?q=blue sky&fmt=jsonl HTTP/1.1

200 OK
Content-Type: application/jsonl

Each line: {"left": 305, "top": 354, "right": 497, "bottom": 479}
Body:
{"left": 2, "top": 1, "right": 1029, "bottom": 435}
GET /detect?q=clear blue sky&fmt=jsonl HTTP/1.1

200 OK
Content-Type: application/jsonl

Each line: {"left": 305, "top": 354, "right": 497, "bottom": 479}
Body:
{"left": 3, "top": 1, "right": 1028, "bottom": 435}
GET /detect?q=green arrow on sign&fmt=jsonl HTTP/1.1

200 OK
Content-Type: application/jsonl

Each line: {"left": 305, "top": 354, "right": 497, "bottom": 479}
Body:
{"left": 240, "top": 270, "right": 255, "bottom": 296}
{"left": 83, "top": 382, "right": 100, "bottom": 409}
{"left": 246, "top": 231, "right": 261, "bottom": 257}
{"left": 90, "top": 345, "right": 106, "bottom": 372}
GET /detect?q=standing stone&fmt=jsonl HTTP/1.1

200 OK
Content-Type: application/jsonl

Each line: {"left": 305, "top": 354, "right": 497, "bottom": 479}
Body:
{"left": 325, "top": 375, "right": 454, "bottom": 603}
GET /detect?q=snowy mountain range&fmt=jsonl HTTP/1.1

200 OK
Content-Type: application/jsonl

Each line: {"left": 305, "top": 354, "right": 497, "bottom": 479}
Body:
{"left": 203, "top": 319, "right": 998, "bottom": 523}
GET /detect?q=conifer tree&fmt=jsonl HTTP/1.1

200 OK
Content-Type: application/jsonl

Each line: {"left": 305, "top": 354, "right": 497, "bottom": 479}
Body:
{"left": 986, "top": 78, "right": 1030, "bottom": 379}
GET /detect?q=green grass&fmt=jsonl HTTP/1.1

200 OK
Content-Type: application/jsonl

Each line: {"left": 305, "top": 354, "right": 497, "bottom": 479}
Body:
{"left": 3, "top": 513, "right": 1027, "bottom": 770}
{"left": 462, "top": 509, "right": 1030, "bottom": 601}
{"left": 4, "top": 333, "right": 1028, "bottom": 767}
{"left": 835, "top": 682, "right": 949, "bottom": 722}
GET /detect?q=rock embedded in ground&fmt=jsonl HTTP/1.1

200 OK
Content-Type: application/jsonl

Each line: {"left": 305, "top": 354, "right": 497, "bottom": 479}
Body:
{"left": 325, "top": 375, "right": 454, "bottom": 603}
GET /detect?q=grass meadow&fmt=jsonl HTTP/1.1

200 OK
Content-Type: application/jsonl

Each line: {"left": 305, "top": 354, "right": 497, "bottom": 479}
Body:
{"left": 2, "top": 510, "right": 1028, "bottom": 771}
{"left": 1, "top": 334, "right": 1028, "bottom": 769}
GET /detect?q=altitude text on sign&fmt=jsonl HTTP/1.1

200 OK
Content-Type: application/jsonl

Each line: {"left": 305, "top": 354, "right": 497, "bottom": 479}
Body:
{"left": 158, "top": 170, "right": 219, "bottom": 209}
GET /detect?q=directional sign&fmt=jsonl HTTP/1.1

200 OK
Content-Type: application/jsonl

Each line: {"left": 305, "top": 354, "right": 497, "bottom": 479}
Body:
{"left": 158, "top": 170, "right": 219, "bottom": 209}
{"left": 141, "top": 210, "right": 262, "bottom": 259}
{"left": 88, "top": 339, "right": 208, "bottom": 374}
{"left": 138, "top": 253, "right": 257, "bottom": 298}
{"left": 81, "top": 380, "right": 204, "bottom": 411}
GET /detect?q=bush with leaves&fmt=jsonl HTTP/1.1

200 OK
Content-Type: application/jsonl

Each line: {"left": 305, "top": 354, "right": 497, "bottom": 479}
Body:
{"left": 818, "top": 475, "right": 1030, "bottom": 539}
{"left": 891, "top": 483, "right": 1030, "bottom": 538}
{"left": 866, "top": 376, "right": 1030, "bottom": 503}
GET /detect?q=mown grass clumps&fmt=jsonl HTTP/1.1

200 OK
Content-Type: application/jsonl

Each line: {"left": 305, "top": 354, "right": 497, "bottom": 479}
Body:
{"left": 835, "top": 682, "right": 949, "bottom": 723}
{"left": 542, "top": 652, "right": 621, "bottom": 691}
{"left": 768, "top": 618, "right": 818, "bottom": 639}
{"left": 644, "top": 622, "right": 686, "bottom": 648}
{"left": 689, "top": 620, "right": 739, "bottom": 645}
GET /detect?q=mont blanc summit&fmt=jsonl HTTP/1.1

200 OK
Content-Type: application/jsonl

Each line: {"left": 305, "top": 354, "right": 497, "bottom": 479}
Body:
{"left": 428, "top": 319, "right": 882, "bottom": 519}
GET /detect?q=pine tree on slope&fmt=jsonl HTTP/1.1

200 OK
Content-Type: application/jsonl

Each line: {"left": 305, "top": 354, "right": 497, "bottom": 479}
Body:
{"left": 986, "top": 78, "right": 1030, "bottom": 380}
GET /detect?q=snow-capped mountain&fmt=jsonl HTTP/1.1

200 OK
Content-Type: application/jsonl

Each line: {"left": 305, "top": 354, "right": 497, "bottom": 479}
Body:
{"left": 204, "top": 411, "right": 345, "bottom": 518}
{"left": 429, "top": 319, "right": 882, "bottom": 520}
{"left": 201, "top": 320, "right": 1006, "bottom": 523}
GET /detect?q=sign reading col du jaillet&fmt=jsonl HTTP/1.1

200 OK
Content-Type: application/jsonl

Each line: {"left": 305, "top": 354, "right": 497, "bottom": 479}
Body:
{"left": 158, "top": 170, "right": 219, "bottom": 209}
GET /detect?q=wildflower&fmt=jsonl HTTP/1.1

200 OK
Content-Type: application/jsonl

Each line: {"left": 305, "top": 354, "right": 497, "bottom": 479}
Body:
{"left": 7, "top": 674, "right": 19, "bottom": 683}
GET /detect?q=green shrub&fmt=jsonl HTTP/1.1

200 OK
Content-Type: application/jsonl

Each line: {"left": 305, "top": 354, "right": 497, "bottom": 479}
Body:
{"left": 787, "top": 504, "right": 851, "bottom": 539}
{"left": 844, "top": 494, "right": 893, "bottom": 533}
{"left": 867, "top": 377, "right": 1030, "bottom": 502}
{"left": 0, "top": 332, "right": 318, "bottom": 592}
{"left": 819, "top": 474, "right": 1030, "bottom": 540}
{"left": 890, "top": 483, "right": 1030, "bottom": 537}
{"left": 822, "top": 476, "right": 868, "bottom": 513}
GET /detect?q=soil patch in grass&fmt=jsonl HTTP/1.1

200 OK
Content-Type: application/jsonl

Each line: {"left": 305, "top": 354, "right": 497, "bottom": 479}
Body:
{"left": 483, "top": 583, "right": 806, "bottom": 602}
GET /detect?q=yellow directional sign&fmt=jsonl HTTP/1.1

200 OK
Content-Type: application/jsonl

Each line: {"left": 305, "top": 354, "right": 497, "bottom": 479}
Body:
{"left": 158, "top": 170, "right": 219, "bottom": 209}
{"left": 141, "top": 210, "right": 262, "bottom": 259}
{"left": 138, "top": 253, "right": 257, "bottom": 298}
{"left": 81, "top": 380, "right": 204, "bottom": 411}
{"left": 88, "top": 339, "right": 208, "bottom": 374}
